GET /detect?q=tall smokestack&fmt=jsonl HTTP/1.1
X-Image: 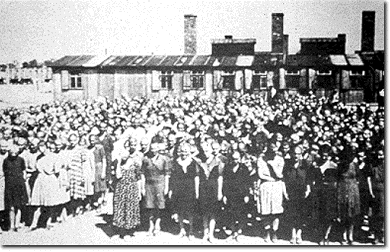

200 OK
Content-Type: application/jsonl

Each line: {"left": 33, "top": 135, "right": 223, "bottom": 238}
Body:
{"left": 184, "top": 14, "right": 197, "bottom": 54}
{"left": 272, "top": 13, "right": 284, "bottom": 53}
{"left": 283, "top": 34, "right": 289, "bottom": 63}
{"left": 361, "top": 11, "right": 375, "bottom": 52}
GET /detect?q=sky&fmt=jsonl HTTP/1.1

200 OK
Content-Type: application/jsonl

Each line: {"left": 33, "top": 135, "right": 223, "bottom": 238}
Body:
{"left": 0, "top": 0, "right": 385, "bottom": 63}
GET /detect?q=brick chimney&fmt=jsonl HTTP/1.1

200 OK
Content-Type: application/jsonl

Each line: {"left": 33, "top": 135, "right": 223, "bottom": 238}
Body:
{"left": 361, "top": 11, "right": 375, "bottom": 52}
{"left": 184, "top": 14, "right": 197, "bottom": 54}
{"left": 272, "top": 13, "right": 284, "bottom": 53}
{"left": 283, "top": 34, "right": 289, "bottom": 63}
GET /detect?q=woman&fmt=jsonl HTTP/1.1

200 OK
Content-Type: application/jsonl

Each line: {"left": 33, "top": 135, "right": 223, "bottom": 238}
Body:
{"left": 170, "top": 142, "right": 199, "bottom": 240}
{"left": 64, "top": 134, "right": 87, "bottom": 216}
{"left": 369, "top": 148, "right": 384, "bottom": 244}
{"left": 3, "top": 144, "right": 28, "bottom": 232}
{"left": 337, "top": 149, "right": 362, "bottom": 245}
{"left": 310, "top": 147, "right": 338, "bottom": 245}
{"left": 30, "top": 141, "right": 62, "bottom": 230}
{"left": 141, "top": 141, "right": 170, "bottom": 236}
{"left": 112, "top": 138, "right": 143, "bottom": 240}
{"left": 284, "top": 146, "right": 311, "bottom": 244}
{"left": 198, "top": 142, "right": 223, "bottom": 243}
{"left": 223, "top": 151, "right": 251, "bottom": 242}
{"left": 257, "top": 149, "right": 286, "bottom": 243}
{"left": 88, "top": 134, "right": 107, "bottom": 212}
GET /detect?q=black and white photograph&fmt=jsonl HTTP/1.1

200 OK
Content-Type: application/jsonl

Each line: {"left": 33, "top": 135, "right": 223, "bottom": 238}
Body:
{"left": 0, "top": 0, "right": 385, "bottom": 246}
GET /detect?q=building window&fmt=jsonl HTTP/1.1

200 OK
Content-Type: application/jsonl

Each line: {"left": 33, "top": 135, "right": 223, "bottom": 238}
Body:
{"left": 160, "top": 71, "right": 173, "bottom": 89}
{"left": 253, "top": 70, "right": 267, "bottom": 89}
{"left": 222, "top": 71, "right": 235, "bottom": 89}
{"left": 190, "top": 71, "right": 204, "bottom": 89}
{"left": 350, "top": 70, "right": 365, "bottom": 76}
{"left": 286, "top": 70, "right": 300, "bottom": 75}
{"left": 70, "top": 74, "right": 82, "bottom": 89}
{"left": 316, "top": 70, "right": 332, "bottom": 76}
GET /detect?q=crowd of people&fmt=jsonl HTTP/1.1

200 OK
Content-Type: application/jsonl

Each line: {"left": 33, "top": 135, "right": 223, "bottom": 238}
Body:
{"left": 0, "top": 90, "right": 385, "bottom": 245}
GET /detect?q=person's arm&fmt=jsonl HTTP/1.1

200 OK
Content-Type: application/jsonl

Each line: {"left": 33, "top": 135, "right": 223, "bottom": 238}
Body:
{"left": 218, "top": 175, "right": 223, "bottom": 201}
{"left": 195, "top": 175, "right": 199, "bottom": 199}
{"left": 140, "top": 159, "right": 146, "bottom": 196}
{"left": 367, "top": 176, "right": 375, "bottom": 198}
{"left": 115, "top": 158, "right": 122, "bottom": 179}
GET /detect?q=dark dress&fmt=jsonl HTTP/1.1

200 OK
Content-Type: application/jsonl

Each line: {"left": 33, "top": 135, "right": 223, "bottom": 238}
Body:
{"left": 3, "top": 156, "right": 28, "bottom": 209}
{"left": 284, "top": 159, "right": 310, "bottom": 229}
{"left": 141, "top": 153, "right": 170, "bottom": 209}
{"left": 223, "top": 162, "right": 251, "bottom": 228}
{"left": 198, "top": 157, "right": 223, "bottom": 216}
{"left": 337, "top": 162, "right": 361, "bottom": 222}
{"left": 371, "top": 160, "right": 384, "bottom": 218}
{"left": 92, "top": 144, "right": 107, "bottom": 193}
{"left": 310, "top": 163, "right": 338, "bottom": 226}
{"left": 100, "top": 135, "right": 114, "bottom": 187}
{"left": 170, "top": 158, "right": 199, "bottom": 215}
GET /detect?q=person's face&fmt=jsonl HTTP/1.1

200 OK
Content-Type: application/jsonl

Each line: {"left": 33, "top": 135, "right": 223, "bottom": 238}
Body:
{"left": 89, "top": 136, "right": 97, "bottom": 146}
{"left": 357, "top": 152, "right": 365, "bottom": 163}
{"left": 294, "top": 149, "right": 303, "bottom": 161}
{"left": 150, "top": 143, "right": 160, "bottom": 155}
{"left": 212, "top": 144, "right": 221, "bottom": 156}
{"left": 38, "top": 144, "right": 47, "bottom": 154}
{"left": 378, "top": 150, "right": 384, "bottom": 160}
{"left": 0, "top": 145, "right": 7, "bottom": 155}
{"left": 129, "top": 141, "right": 137, "bottom": 153}
{"left": 232, "top": 153, "right": 241, "bottom": 164}
{"left": 3, "top": 130, "right": 11, "bottom": 140}
{"left": 283, "top": 145, "right": 290, "bottom": 153}
{"left": 168, "top": 135, "right": 176, "bottom": 146}
{"left": 180, "top": 146, "right": 190, "bottom": 159}
{"left": 69, "top": 136, "right": 78, "bottom": 147}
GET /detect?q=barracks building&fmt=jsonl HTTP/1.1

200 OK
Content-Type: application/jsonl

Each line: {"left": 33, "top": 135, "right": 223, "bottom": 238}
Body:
{"left": 48, "top": 11, "right": 384, "bottom": 104}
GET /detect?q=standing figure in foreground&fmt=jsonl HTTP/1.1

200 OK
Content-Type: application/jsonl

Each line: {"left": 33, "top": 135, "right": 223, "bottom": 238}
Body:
{"left": 337, "top": 149, "right": 362, "bottom": 245}
{"left": 112, "top": 138, "right": 143, "bottom": 240}
{"left": 88, "top": 134, "right": 107, "bottom": 212}
{"left": 284, "top": 146, "right": 311, "bottom": 244}
{"left": 369, "top": 148, "right": 384, "bottom": 244}
{"left": 257, "top": 148, "right": 286, "bottom": 243}
{"left": 3, "top": 145, "right": 28, "bottom": 232}
{"left": 223, "top": 151, "right": 250, "bottom": 242}
{"left": 141, "top": 142, "right": 170, "bottom": 236}
{"left": 198, "top": 142, "right": 224, "bottom": 243}
{"left": 170, "top": 142, "right": 199, "bottom": 240}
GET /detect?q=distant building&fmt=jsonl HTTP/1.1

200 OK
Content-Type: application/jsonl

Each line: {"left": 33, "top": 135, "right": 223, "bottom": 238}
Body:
{"left": 47, "top": 11, "right": 383, "bottom": 104}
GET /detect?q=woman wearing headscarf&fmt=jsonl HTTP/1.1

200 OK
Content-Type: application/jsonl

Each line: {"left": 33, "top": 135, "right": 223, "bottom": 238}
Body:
{"left": 112, "top": 138, "right": 143, "bottom": 240}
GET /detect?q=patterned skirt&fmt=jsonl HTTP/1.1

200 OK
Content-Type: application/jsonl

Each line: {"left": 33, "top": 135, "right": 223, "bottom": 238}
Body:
{"left": 113, "top": 171, "right": 140, "bottom": 230}
{"left": 337, "top": 179, "right": 360, "bottom": 222}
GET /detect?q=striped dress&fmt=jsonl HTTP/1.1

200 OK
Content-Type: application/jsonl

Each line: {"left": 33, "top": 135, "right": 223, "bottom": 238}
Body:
{"left": 64, "top": 146, "right": 86, "bottom": 200}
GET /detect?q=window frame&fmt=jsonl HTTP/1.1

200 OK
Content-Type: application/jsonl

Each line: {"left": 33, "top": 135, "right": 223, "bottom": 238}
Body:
{"left": 252, "top": 70, "right": 268, "bottom": 89}
{"left": 190, "top": 71, "right": 205, "bottom": 89}
{"left": 160, "top": 71, "right": 173, "bottom": 90}
{"left": 316, "top": 70, "right": 332, "bottom": 76}
{"left": 286, "top": 70, "right": 300, "bottom": 75}
{"left": 349, "top": 70, "right": 365, "bottom": 76}
{"left": 70, "top": 74, "right": 83, "bottom": 89}
{"left": 221, "top": 70, "right": 235, "bottom": 89}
